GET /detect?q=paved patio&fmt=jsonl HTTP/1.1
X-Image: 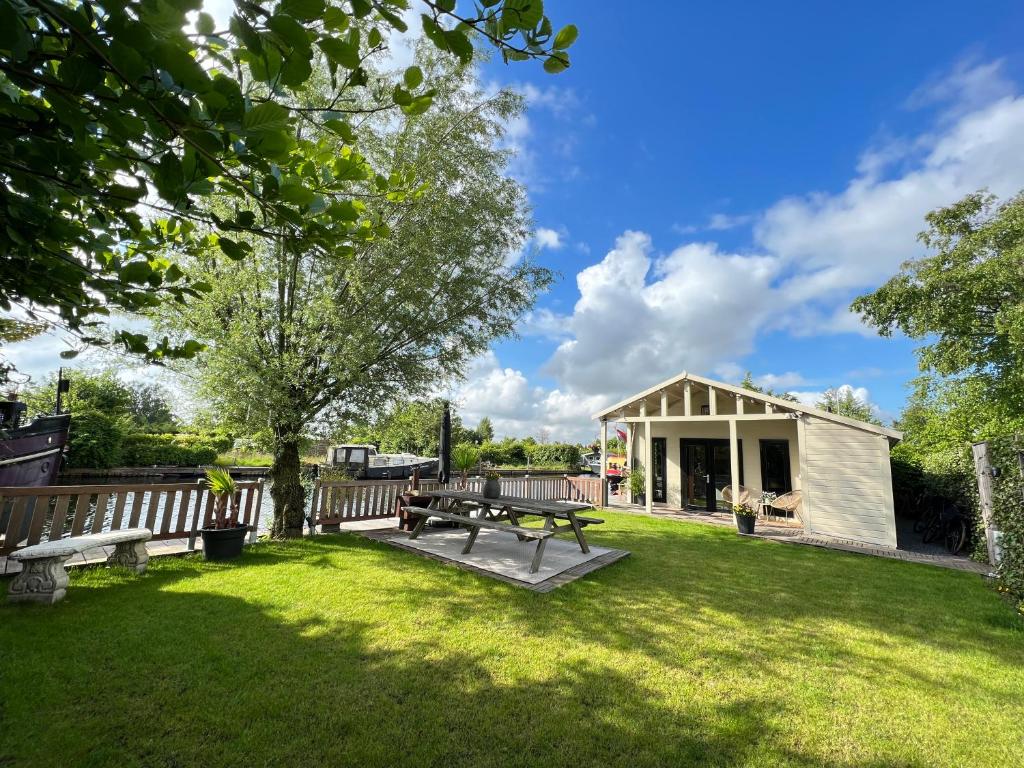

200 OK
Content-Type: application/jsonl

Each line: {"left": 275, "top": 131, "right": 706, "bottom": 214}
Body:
{"left": 609, "top": 501, "right": 992, "bottom": 575}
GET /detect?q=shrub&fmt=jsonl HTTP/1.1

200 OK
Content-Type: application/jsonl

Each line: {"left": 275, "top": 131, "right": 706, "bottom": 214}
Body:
{"left": 66, "top": 410, "right": 124, "bottom": 469}
{"left": 121, "top": 433, "right": 219, "bottom": 466}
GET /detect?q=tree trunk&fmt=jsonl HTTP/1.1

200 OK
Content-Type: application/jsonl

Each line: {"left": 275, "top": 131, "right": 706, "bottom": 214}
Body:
{"left": 270, "top": 431, "right": 306, "bottom": 538}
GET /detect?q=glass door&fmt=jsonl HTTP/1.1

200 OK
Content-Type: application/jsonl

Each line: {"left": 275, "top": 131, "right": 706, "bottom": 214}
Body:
{"left": 682, "top": 439, "right": 743, "bottom": 511}
{"left": 652, "top": 438, "right": 667, "bottom": 503}
{"left": 682, "top": 441, "right": 709, "bottom": 509}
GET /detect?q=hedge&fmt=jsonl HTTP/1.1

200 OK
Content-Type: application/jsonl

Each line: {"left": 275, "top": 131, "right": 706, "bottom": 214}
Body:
{"left": 477, "top": 440, "right": 582, "bottom": 469}
{"left": 121, "top": 433, "right": 220, "bottom": 466}
{"left": 66, "top": 411, "right": 124, "bottom": 469}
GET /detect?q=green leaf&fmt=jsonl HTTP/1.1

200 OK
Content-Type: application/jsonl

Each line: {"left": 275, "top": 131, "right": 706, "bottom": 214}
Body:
{"left": 120, "top": 260, "right": 153, "bottom": 283}
{"left": 242, "top": 102, "right": 291, "bottom": 134}
{"left": 279, "top": 0, "right": 326, "bottom": 22}
{"left": 503, "top": 0, "right": 544, "bottom": 31}
{"left": 279, "top": 178, "right": 316, "bottom": 206}
{"left": 318, "top": 38, "right": 361, "bottom": 69}
{"left": 323, "top": 7, "right": 350, "bottom": 31}
{"left": 229, "top": 14, "right": 263, "bottom": 55}
{"left": 324, "top": 120, "right": 356, "bottom": 142}
{"left": 218, "top": 237, "right": 250, "bottom": 260}
{"left": 59, "top": 349, "right": 81, "bottom": 360}
{"left": 268, "top": 14, "right": 312, "bottom": 52}
{"left": 350, "top": 0, "right": 372, "bottom": 17}
{"left": 403, "top": 65, "right": 423, "bottom": 89}
{"left": 553, "top": 24, "right": 578, "bottom": 49}
{"left": 196, "top": 12, "right": 215, "bottom": 36}
{"left": 543, "top": 52, "right": 570, "bottom": 74}
{"left": 368, "top": 27, "right": 382, "bottom": 48}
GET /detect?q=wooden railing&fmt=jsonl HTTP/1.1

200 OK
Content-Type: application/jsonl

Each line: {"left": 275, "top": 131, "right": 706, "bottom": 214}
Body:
{"left": 311, "top": 474, "right": 604, "bottom": 523}
{"left": 0, "top": 480, "right": 264, "bottom": 557}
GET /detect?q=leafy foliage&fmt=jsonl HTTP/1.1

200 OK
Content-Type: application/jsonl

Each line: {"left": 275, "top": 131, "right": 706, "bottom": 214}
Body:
{"left": 342, "top": 398, "right": 473, "bottom": 456}
{"left": 0, "top": 0, "right": 577, "bottom": 378}
{"left": 121, "top": 433, "right": 222, "bottom": 466}
{"left": 853, "top": 191, "right": 1024, "bottom": 411}
{"left": 815, "top": 387, "right": 881, "bottom": 426}
{"left": 475, "top": 416, "right": 494, "bottom": 443}
{"left": 204, "top": 466, "right": 238, "bottom": 529}
{"left": 64, "top": 409, "right": 124, "bottom": 469}
{"left": 983, "top": 436, "right": 1024, "bottom": 614}
{"left": 158, "top": 52, "right": 552, "bottom": 536}
{"left": 739, "top": 372, "right": 798, "bottom": 402}
{"left": 21, "top": 369, "right": 177, "bottom": 430}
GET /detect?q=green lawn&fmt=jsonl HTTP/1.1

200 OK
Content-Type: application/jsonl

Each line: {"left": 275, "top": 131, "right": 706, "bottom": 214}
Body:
{"left": 1, "top": 512, "right": 1022, "bottom": 767}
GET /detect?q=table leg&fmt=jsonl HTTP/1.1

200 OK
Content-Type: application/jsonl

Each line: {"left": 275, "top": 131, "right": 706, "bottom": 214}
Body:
{"left": 409, "top": 513, "right": 428, "bottom": 539}
{"left": 462, "top": 526, "right": 481, "bottom": 555}
{"left": 566, "top": 511, "right": 590, "bottom": 553}
{"left": 529, "top": 517, "right": 555, "bottom": 574}
{"left": 504, "top": 506, "right": 527, "bottom": 541}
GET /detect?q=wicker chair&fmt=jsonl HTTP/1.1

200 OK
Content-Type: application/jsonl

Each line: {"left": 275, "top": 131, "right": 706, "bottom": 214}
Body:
{"left": 767, "top": 490, "right": 802, "bottom": 523}
{"left": 721, "top": 484, "right": 761, "bottom": 510}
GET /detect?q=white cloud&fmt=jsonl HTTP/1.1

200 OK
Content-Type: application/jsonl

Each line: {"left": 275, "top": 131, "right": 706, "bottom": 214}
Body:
{"left": 489, "top": 58, "right": 1024, "bottom": 440}
{"left": 534, "top": 227, "right": 564, "bottom": 250}
{"left": 541, "top": 232, "right": 779, "bottom": 400}
{"left": 707, "top": 212, "right": 754, "bottom": 231}
{"left": 451, "top": 352, "right": 606, "bottom": 443}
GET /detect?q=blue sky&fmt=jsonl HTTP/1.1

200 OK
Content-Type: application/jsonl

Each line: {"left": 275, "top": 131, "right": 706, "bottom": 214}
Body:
{"left": 446, "top": 0, "right": 1024, "bottom": 440}
{"left": 7, "top": 1, "right": 1024, "bottom": 443}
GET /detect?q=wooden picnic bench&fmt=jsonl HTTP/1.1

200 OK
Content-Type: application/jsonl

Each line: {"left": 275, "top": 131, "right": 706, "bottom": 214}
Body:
{"left": 402, "top": 506, "right": 554, "bottom": 573}
{"left": 403, "top": 491, "right": 606, "bottom": 574}
{"left": 7, "top": 528, "right": 152, "bottom": 605}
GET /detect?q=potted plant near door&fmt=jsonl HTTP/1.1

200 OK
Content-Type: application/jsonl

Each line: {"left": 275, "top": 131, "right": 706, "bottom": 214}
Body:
{"left": 200, "top": 468, "right": 247, "bottom": 561}
{"left": 482, "top": 469, "right": 501, "bottom": 499}
{"left": 627, "top": 466, "right": 646, "bottom": 506}
{"left": 733, "top": 502, "right": 757, "bottom": 535}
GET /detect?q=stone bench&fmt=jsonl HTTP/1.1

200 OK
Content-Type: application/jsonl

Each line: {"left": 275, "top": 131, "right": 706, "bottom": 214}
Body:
{"left": 7, "top": 528, "right": 152, "bottom": 605}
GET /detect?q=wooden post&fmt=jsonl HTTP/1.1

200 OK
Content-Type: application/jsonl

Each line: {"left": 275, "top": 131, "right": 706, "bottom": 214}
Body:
{"left": 683, "top": 381, "right": 692, "bottom": 416}
{"left": 729, "top": 418, "right": 740, "bottom": 520}
{"left": 639, "top": 400, "right": 647, "bottom": 418}
{"left": 644, "top": 419, "right": 653, "bottom": 514}
{"left": 660, "top": 390, "right": 668, "bottom": 417}
{"left": 736, "top": 395, "right": 744, "bottom": 415}
{"left": 765, "top": 401, "right": 773, "bottom": 414}
{"left": 411, "top": 467, "right": 420, "bottom": 491}
{"left": 599, "top": 419, "right": 608, "bottom": 507}
{"left": 708, "top": 387, "right": 717, "bottom": 416}
{"left": 971, "top": 441, "right": 998, "bottom": 565}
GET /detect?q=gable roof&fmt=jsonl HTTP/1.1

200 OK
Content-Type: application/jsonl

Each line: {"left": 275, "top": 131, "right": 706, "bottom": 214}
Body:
{"left": 592, "top": 370, "right": 902, "bottom": 441}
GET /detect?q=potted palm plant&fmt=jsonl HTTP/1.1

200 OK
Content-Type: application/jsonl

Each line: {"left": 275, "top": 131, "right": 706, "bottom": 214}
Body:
{"left": 200, "top": 468, "right": 247, "bottom": 560}
{"left": 733, "top": 502, "right": 757, "bottom": 535}
{"left": 451, "top": 443, "right": 479, "bottom": 489}
{"left": 627, "top": 466, "right": 646, "bottom": 506}
{"left": 483, "top": 469, "right": 501, "bottom": 499}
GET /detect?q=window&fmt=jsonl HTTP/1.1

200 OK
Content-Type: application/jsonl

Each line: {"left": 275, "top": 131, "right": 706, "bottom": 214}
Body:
{"left": 348, "top": 448, "right": 366, "bottom": 464}
{"left": 759, "top": 440, "right": 792, "bottom": 496}
{"left": 700, "top": 405, "right": 710, "bottom": 415}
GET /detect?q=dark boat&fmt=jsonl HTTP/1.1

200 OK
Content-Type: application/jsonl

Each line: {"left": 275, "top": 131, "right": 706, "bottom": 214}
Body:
{"left": 0, "top": 400, "right": 70, "bottom": 486}
{"left": 0, "top": 369, "right": 71, "bottom": 487}
{"left": 325, "top": 444, "right": 438, "bottom": 480}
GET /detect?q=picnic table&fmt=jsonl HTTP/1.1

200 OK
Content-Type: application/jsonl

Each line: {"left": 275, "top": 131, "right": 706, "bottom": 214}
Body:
{"left": 403, "top": 490, "right": 604, "bottom": 573}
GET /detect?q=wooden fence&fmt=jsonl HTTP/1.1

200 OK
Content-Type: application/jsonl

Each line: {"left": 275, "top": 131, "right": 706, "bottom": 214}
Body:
{"left": 311, "top": 475, "right": 604, "bottom": 523}
{"left": 0, "top": 480, "right": 265, "bottom": 558}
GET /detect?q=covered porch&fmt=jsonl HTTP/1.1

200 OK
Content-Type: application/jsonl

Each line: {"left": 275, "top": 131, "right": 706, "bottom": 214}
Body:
{"left": 594, "top": 371, "right": 903, "bottom": 548}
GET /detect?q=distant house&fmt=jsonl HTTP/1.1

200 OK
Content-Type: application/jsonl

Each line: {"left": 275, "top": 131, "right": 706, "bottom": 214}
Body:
{"left": 592, "top": 371, "right": 902, "bottom": 548}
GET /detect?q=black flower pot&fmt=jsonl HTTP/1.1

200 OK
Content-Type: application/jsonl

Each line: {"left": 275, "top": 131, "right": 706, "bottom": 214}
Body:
{"left": 634, "top": 493, "right": 646, "bottom": 506}
{"left": 483, "top": 478, "right": 501, "bottom": 499}
{"left": 735, "top": 515, "right": 756, "bottom": 535}
{"left": 200, "top": 524, "right": 248, "bottom": 561}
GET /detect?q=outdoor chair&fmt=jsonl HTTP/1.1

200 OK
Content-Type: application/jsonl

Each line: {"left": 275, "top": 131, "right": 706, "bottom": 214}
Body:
{"left": 767, "top": 490, "right": 802, "bottom": 523}
{"left": 721, "top": 484, "right": 761, "bottom": 510}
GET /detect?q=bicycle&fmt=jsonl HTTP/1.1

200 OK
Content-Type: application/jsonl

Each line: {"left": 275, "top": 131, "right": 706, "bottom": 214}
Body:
{"left": 921, "top": 499, "right": 970, "bottom": 555}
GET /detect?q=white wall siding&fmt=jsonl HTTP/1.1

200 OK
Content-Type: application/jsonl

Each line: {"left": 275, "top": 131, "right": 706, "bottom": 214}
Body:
{"left": 802, "top": 417, "right": 897, "bottom": 547}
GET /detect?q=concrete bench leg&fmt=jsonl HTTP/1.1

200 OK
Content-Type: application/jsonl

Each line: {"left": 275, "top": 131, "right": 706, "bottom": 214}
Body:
{"left": 107, "top": 540, "right": 149, "bottom": 573}
{"left": 8, "top": 556, "right": 71, "bottom": 605}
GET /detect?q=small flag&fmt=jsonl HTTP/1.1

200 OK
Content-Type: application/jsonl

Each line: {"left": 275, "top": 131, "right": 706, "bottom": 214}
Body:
{"left": 616, "top": 428, "right": 627, "bottom": 441}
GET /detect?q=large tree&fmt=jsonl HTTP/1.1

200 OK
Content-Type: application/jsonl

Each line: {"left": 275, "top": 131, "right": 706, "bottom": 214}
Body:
{"left": 159, "top": 51, "right": 551, "bottom": 536}
{"left": 852, "top": 191, "right": 1024, "bottom": 411}
{"left": 815, "top": 386, "right": 880, "bottom": 425}
{"left": 0, "top": 0, "right": 576, "bottom": 379}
